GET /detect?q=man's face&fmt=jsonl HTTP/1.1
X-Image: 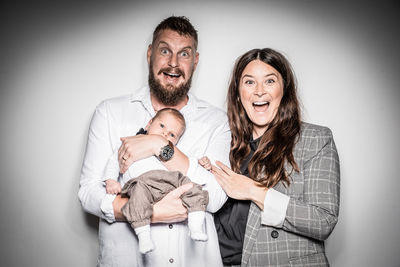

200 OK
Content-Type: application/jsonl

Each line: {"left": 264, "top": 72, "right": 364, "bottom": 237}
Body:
{"left": 147, "top": 29, "right": 199, "bottom": 106}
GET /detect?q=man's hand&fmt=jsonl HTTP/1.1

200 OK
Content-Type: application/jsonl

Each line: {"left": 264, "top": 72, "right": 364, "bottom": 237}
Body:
{"left": 151, "top": 183, "right": 193, "bottom": 223}
{"left": 118, "top": 134, "right": 167, "bottom": 173}
{"left": 113, "top": 194, "right": 129, "bottom": 221}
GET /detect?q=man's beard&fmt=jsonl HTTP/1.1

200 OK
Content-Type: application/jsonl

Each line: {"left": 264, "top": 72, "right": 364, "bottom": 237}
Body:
{"left": 148, "top": 62, "right": 193, "bottom": 106}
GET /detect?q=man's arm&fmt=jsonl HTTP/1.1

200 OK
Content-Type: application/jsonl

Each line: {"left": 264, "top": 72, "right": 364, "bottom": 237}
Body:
{"left": 79, "top": 102, "right": 191, "bottom": 223}
{"left": 185, "top": 118, "right": 231, "bottom": 212}
{"left": 112, "top": 183, "right": 193, "bottom": 222}
{"left": 115, "top": 115, "right": 231, "bottom": 217}
{"left": 118, "top": 134, "right": 189, "bottom": 174}
{"left": 78, "top": 101, "right": 114, "bottom": 218}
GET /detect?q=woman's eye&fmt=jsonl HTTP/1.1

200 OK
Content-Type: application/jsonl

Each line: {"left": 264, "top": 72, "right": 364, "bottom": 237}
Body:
{"left": 266, "top": 79, "right": 275, "bottom": 84}
{"left": 244, "top": 80, "right": 254, "bottom": 85}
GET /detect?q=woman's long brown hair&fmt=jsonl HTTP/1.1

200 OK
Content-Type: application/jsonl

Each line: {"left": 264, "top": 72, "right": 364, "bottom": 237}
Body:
{"left": 227, "top": 48, "right": 301, "bottom": 188}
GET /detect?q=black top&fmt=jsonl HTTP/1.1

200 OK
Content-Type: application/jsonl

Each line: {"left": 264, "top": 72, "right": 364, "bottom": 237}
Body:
{"left": 214, "top": 137, "right": 261, "bottom": 265}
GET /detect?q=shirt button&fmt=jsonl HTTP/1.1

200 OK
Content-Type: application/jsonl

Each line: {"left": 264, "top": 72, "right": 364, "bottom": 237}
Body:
{"left": 271, "top": 230, "right": 279, "bottom": 239}
{"left": 169, "top": 224, "right": 173, "bottom": 229}
{"left": 169, "top": 258, "right": 174, "bottom": 263}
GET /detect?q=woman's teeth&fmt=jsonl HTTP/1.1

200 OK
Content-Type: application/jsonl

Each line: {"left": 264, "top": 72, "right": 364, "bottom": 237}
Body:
{"left": 252, "top": 101, "right": 269, "bottom": 112}
{"left": 253, "top": 101, "right": 269, "bottom": 106}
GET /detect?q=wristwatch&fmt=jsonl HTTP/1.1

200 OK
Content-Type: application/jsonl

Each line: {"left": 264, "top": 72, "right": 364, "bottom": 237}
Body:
{"left": 158, "top": 140, "right": 174, "bottom": 161}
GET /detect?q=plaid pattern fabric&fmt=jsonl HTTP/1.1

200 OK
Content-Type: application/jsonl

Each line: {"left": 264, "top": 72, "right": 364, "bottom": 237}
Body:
{"left": 242, "top": 122, "right": 340, "bottom": 267}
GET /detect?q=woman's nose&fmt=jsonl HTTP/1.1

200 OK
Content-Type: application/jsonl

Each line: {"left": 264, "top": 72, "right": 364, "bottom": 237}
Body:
{"left": 254, "top": 84, "right": 266, "bottom": 97}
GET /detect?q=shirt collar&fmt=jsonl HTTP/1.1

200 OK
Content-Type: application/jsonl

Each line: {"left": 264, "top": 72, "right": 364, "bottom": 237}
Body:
{"left": 129, "top": 86, "right": 209, "bottom": 116}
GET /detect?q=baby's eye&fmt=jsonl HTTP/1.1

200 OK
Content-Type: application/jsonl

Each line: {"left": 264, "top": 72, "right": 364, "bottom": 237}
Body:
{"left": 160, "top": 123, "right": 165, "bottom": 128}
{"left": 170, "top": 133, "right": 175, "bottom": 138}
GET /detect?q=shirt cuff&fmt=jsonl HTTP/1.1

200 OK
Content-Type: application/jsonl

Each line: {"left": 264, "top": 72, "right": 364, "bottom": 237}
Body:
{"left": 100, "top": 194, "right": 117, "bottom": 223}
{"left": 260, "top": 188, "right": 290, "bottom": 228}
{"left": 186, "top": 156, "right": 206, "bottom": 185}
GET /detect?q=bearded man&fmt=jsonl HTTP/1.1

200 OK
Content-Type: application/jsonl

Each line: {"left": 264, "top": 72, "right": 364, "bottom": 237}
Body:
{"left": 78, "top": 16, "right": 230, "bottom": 267}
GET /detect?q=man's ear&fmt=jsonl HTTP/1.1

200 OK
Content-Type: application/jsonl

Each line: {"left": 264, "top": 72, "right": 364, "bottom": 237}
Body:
{"left": 147, "top": 44, "right": 152, "bottom": 65}
{"left": 193, "top": 51, "right": 199, "bottom": 71}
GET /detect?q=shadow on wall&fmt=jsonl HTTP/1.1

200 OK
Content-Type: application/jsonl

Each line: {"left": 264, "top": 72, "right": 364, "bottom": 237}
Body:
{"left": 84, "top": 212, "right": 99, "bottom": 231}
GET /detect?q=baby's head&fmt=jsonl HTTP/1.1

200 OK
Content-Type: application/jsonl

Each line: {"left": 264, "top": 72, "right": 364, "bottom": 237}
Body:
{"left": 145, "top": 108, "right": 186, "bottom": 145}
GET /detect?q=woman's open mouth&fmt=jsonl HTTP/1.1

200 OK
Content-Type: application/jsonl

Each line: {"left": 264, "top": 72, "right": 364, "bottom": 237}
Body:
{"left": 253, "top": 101, "right": 269, "bottom": 112}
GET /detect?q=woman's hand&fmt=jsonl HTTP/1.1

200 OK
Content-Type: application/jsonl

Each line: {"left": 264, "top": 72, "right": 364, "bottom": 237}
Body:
{"left": 211, "top": 161, "right": 267, "bottom": 210}
{"left": 118, "top": 134, "right": 167, "bottom": 173}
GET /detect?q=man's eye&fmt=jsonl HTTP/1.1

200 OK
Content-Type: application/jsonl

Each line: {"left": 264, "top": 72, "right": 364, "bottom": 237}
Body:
{"left": 180, "top": 51, "right": 189, "bottom": 57}
{"left": 160, "top": 49, "right": 169, "bottom": 55}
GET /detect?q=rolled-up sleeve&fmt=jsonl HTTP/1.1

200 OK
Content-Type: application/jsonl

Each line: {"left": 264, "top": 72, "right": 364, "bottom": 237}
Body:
{"left": 261, "top": 188, "right": 290, "bottom": 227}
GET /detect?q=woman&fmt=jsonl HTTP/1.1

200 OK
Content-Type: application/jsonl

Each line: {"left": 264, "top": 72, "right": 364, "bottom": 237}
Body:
{"left": 212, "top": 48, "right": 340, "bottom": 266}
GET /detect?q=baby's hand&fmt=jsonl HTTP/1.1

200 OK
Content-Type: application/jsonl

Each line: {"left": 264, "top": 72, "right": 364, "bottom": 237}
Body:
{"left": 198, "top": 156, "right": 212, "bottom": 171}
{"left": 105, "top": 179, "right": 122, "bottom": 195}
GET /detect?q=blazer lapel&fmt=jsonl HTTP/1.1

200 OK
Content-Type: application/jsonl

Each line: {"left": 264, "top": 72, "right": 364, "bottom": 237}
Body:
{"left": 241, "top": 202, "right": 261, "bottom": 266}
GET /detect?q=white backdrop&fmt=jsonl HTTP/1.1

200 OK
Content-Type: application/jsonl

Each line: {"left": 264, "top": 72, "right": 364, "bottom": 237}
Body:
{"left": 1, "top": 1, "right": 399, "bottom": 266}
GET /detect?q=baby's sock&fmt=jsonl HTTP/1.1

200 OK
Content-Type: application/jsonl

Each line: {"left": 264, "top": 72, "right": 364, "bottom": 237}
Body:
{"left": 134, "top": 225, "right": 155, "bottom": 254}
{"left": 188, "top": 211, "right": 208, "bottom": 241}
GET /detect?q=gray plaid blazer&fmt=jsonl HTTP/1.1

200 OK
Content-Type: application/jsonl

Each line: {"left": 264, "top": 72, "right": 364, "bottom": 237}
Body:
{"left": 241, "top": 122, "right": 340, "bottom": 267}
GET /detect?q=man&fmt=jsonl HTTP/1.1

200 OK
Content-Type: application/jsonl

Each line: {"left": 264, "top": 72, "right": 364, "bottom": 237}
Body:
{"left": 78, "top": 16, "right": 230, "bottom": 266}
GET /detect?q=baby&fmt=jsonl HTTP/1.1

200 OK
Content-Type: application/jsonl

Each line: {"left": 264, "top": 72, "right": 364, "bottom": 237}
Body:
{"left": 103, "top": 108, "right": 211, "bottom": 254}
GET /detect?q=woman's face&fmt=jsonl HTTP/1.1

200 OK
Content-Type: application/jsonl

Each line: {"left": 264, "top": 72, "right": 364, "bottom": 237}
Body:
{"left": 239, "top": 60, "right": 284, "bottom": 138}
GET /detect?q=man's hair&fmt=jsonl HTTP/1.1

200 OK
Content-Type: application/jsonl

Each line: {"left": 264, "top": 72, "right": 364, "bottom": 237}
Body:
{"left": 152, "top": 16, "right": 198, "bottom": 49}
{"left": 153, "top": 108, "right": 186, "bottom": 132}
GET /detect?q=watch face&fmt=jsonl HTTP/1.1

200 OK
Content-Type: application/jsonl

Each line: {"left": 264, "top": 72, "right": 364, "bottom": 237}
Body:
{"left": 160, "top": 144, "right": 174, "bottom": 161}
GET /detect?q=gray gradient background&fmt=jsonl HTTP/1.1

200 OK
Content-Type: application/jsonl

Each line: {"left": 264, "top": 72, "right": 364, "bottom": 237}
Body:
{"left": 1, "top": 1, "right": 399, "bottom": 266}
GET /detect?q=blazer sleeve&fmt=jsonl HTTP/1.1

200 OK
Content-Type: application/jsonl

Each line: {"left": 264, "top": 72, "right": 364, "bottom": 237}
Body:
{"left": 282, "top": 126, "right": 340, "bottom": 241}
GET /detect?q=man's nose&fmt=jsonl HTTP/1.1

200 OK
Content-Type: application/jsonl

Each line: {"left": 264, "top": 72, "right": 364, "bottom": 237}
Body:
{"left": 168, "top": 54, "right": 179, "bottom": 68}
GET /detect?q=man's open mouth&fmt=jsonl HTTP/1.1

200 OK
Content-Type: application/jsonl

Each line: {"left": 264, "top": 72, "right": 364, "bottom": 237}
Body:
{"left": 159, "top": 68, "right": 185, "bottom": 79}
{"left": 163, "top": 72, "right": 181, "bottom": 78}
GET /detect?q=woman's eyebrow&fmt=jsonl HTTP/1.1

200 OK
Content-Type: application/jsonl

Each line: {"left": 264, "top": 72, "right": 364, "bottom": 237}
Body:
{"left": 242, "top": 73, "right": 278, "bottom": 79}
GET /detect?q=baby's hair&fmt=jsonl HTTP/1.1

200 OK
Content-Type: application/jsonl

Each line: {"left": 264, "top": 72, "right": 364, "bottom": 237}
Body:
{"left": 153, "top": 108, "right": 186, "bottom": 132}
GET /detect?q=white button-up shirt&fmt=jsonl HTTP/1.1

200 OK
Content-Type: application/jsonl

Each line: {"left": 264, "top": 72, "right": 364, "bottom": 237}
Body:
{"left": 79, "top": 87, "right": 230, "bottom": 267}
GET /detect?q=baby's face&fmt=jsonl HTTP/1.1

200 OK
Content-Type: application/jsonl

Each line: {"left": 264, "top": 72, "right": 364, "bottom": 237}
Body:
{"left": 146, "top": 113, "right": 184, "bottom": 145}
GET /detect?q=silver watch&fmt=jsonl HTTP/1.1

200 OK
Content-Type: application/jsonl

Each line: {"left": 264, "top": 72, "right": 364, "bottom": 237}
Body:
{"left": 158, "top": 140, "right": 174, "bottom": 161}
